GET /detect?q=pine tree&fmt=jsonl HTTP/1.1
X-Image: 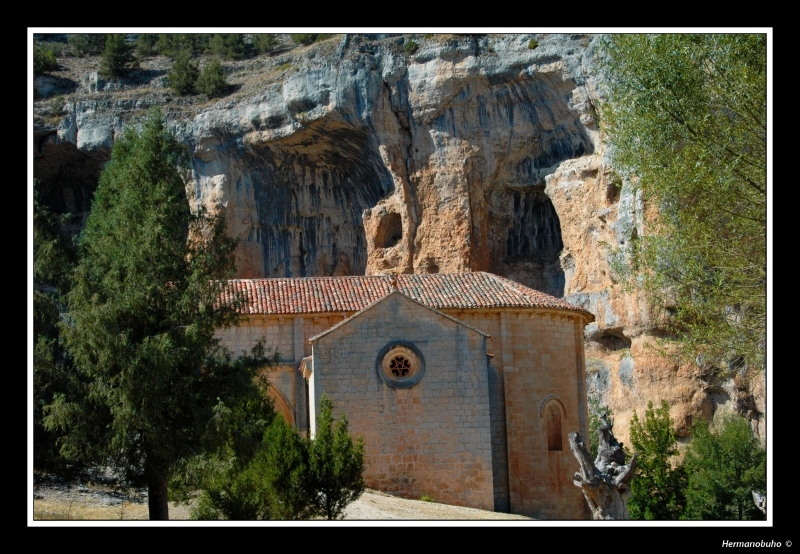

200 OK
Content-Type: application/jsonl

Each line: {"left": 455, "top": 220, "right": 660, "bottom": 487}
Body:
{"left": 208, "top": 34, "right": 246, "bottom": 60}
{"left": 166, "top": 50, "right": 199, "bottom": 96}
{"left": 253, "top": 34, "right": 277, "bottom": 55}
{"left": 307, "top": 394, "right": 365, "bottom": 520}
{"left": 196, "top": 58, "right": 230, "bottom": 99}
{"left": 134, "top": 34, "right": 158, "bottom": 58}
{"left": 627, "top": 400, "right": 687, "bottom": 520}
{"left": 99, "top": 34, "right": 135, "bottom": 79}
{"left": 47, "top": 108, "right": 261, "bottom": 520}
{"left": 683, "top": 414, "right": 766, "bottom": 520}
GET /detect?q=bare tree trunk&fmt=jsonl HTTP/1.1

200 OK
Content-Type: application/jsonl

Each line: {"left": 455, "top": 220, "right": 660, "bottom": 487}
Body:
{"left": 147, "top": 473, "right": 170, "bottom": 520}
{"left": 569, "top": 414, "right": 637, "bottom": 520}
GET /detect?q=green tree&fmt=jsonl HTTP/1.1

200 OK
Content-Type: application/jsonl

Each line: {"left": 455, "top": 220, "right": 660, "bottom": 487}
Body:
{"left": 33, "top": 183, "right": 85, "bottom": 475}
{"left": 196, "top": 58, "right": 230, "bottom": 99}
{"left": 181, "top": 412, "right": 312, "bottom": 521}
{"left": 34, "top": 46, "right": 58, "bottom": 74}
{"left": 134, "top": 34, "right": 158, "bottom": 58}
{"left": 45, "top": 108, "right": 261, "bottom": 520}
{"left": 99, "top": 34, "right": 135, "bottom": 79}
{"left": 68, "top": 34, "right": 106, "bottom": 57}
{"left": 307, "top": 394, "right": 365, "bottom": 520}
{"left": 208, "top": 34, "right": 246, "bottom": 60}
{"left": 156, "top": 34, "right": 209, "bottom": 59}
{"left": 627, "top": 400, "right": 687, "bottom": 520}
{"left": 166, "top": 50, "right": 199, "bottom": 96}
{"left": 292, "top": 34, "right": 318, "bottom": 46}
{"left": 253, "top": 34, "right": 278, "bottom": 55}
{"left": 599, "top": 34, "right": 767, "bottom": 376}
{"left": 683, "top": 414, "right": 766, "bottom": 520}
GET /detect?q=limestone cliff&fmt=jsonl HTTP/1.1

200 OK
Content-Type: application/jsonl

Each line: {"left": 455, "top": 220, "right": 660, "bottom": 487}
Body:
{"left": 32, "top": 32, "right": 765, "bottom": 446}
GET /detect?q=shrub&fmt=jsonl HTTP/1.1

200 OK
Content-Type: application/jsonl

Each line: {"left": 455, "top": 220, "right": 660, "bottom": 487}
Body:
{"left": 208, "top": 34, "right": 246, "bottom": 60}
{"left": 257, "top": 416, "right": 314, "bottom": 519}
{"left": 404, "top": 38, "right": 419, "bottom": 54}
{"left": 683, "top": 414, "right": 766, "bottom": 520}
{"left": 292, "top": 34, "right": 317, "bottom": 46}
{"left": 183, "top": 395, "right": 363, "bottom": 521}
{"left": 253, "top": 34, "right": 278, "bottom": 55}
{"left": 68, "top": 34, "right": 106, "bottom": 57}
{"left": 166, "top": 50, "right": 199, "bottom": 96}
{"left": 306, "top": 394, "right": 365, "bottom": 520}
{"left": 41, "top": 42, "right": 64, "bottom": 57}
{"left": 528, "top": 38, "right": 539, "bottom": 50}
{"left": 196, "top": 58, "right": 230, "bottom": 99}
{"left": 99, "top": 34, "right": 135, "bottom": 79}
{"left": 420, "top": 494, "right": 434, "bottom": 502}
{"left": 34, "top": 46, "right": 58, "bottom": 74}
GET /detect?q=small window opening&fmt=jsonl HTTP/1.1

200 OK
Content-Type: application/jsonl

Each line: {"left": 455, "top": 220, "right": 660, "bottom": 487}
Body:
{"left": 390, "top": 355, "right": 411, "bottom": 376}
{"left": 547, "top": 404, "right": 563, "bottom": 451}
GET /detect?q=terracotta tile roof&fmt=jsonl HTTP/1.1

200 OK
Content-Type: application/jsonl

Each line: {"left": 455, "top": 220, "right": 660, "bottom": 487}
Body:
{"left": 221, "top": 272, "right": 593, "bottom": 319}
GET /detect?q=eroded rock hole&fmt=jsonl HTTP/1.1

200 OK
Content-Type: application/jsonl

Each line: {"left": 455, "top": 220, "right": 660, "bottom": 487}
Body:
{"left": 593, "top": 329, "right": 632, "bottom": 352}
{"left": 504, "top": 190, "right": 563, "bottom": 263}
{"left": 497, "top": 188, "right": 566, "bottom": 296}
{"left": 376, "top": 212, "right": 402, "bottom": 249}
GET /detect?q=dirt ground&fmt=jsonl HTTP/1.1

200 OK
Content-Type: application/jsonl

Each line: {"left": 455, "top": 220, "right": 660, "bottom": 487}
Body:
{"left": 32, "top": 473, "right": 533, "bottom": 522}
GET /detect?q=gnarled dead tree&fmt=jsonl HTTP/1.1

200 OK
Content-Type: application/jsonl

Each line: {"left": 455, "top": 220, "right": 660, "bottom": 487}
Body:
{"left": 569, "top": 413, "right": 638, "bottom": 520}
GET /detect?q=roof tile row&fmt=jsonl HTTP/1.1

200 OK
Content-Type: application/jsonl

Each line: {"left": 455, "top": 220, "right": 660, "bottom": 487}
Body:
{"left": 220, "top": 272, "right": 592, "bottom": 318}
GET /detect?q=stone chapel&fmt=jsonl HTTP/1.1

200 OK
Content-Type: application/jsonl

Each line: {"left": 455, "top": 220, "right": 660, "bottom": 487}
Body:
{"left": 216, "top": 271, "right": 595, "bottom": 519}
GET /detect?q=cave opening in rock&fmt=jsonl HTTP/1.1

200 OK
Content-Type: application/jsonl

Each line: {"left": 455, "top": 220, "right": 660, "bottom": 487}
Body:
{"left": 593, "top": 329, "right": 632, "bottom": 352}
{"left": 498, "top": 188, "right": 566, "bottom": 297}
{"left": 375, "top": 212, "right": 403, "bottom": 249}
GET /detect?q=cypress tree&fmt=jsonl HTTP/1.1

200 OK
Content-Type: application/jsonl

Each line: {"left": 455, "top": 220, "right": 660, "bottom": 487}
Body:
{"left": 307, "top": 395, "right": 365, "bottom": 520}
{"left": 627, "top": 400, "right": 687, "bottom": 519}
{"left": 48, "top": 108, "right": 259, "bottom": 519}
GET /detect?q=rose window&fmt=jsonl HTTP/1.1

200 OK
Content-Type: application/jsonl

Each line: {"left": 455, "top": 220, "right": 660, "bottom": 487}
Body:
{"left": 389, "top": 355, "right": 411, "bottom": 376}
{"left": 377, "top": 342, "right": 425, "bottom": 388}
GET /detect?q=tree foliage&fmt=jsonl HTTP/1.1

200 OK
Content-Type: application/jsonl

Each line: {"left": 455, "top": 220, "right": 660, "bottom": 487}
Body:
{"left": 208, "top": 34, "right": 246, "bottom": 60}
{"left": 156, "top": 34, "right": 209, "bottom": 59}
{"left": 34, "top": 46, "right": 58, "bottom": 74}
{"left": 99, "top": 34, "right": 135, "bottom": 79}
{"left": 167, "top": 50, "right": 199, "bottom": 96}
{"left": 307, "top": 394, "right": 365, "bottom": 520}
{"left": 33, "top": 183, "right": 84, "bottom": 475}
{"left": 627, "top": 400, "right": 687, "bottom": 520}
{"left": 253, "top": 34, "right": 278, "bottom": 55}
{"left": 180, "top": 395, "right": 363, "bottom": 520}
{"left": 134, "top": 34, "right": 158, "bottom": 58}
{"left": 44, "top": 109, "right": 264, "bottom": 519}
{"left": 68, "top": 34, "right": 106, "bottom": 57}
{"left": 683, "top": 414, "right": 766, "bottom": 520}
{"left": 196, "top": 58, "right": 230, "bottom": 99}
{"left": 292, "top": 34, "right": 318, "bottom": 46}
{"left": 599, "top": 34, "right": 767, "bottom": 376}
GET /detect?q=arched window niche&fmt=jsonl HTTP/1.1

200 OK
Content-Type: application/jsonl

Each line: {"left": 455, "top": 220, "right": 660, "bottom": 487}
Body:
{"left": 539, "top": 395, "right": 566, "bottom": 452}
